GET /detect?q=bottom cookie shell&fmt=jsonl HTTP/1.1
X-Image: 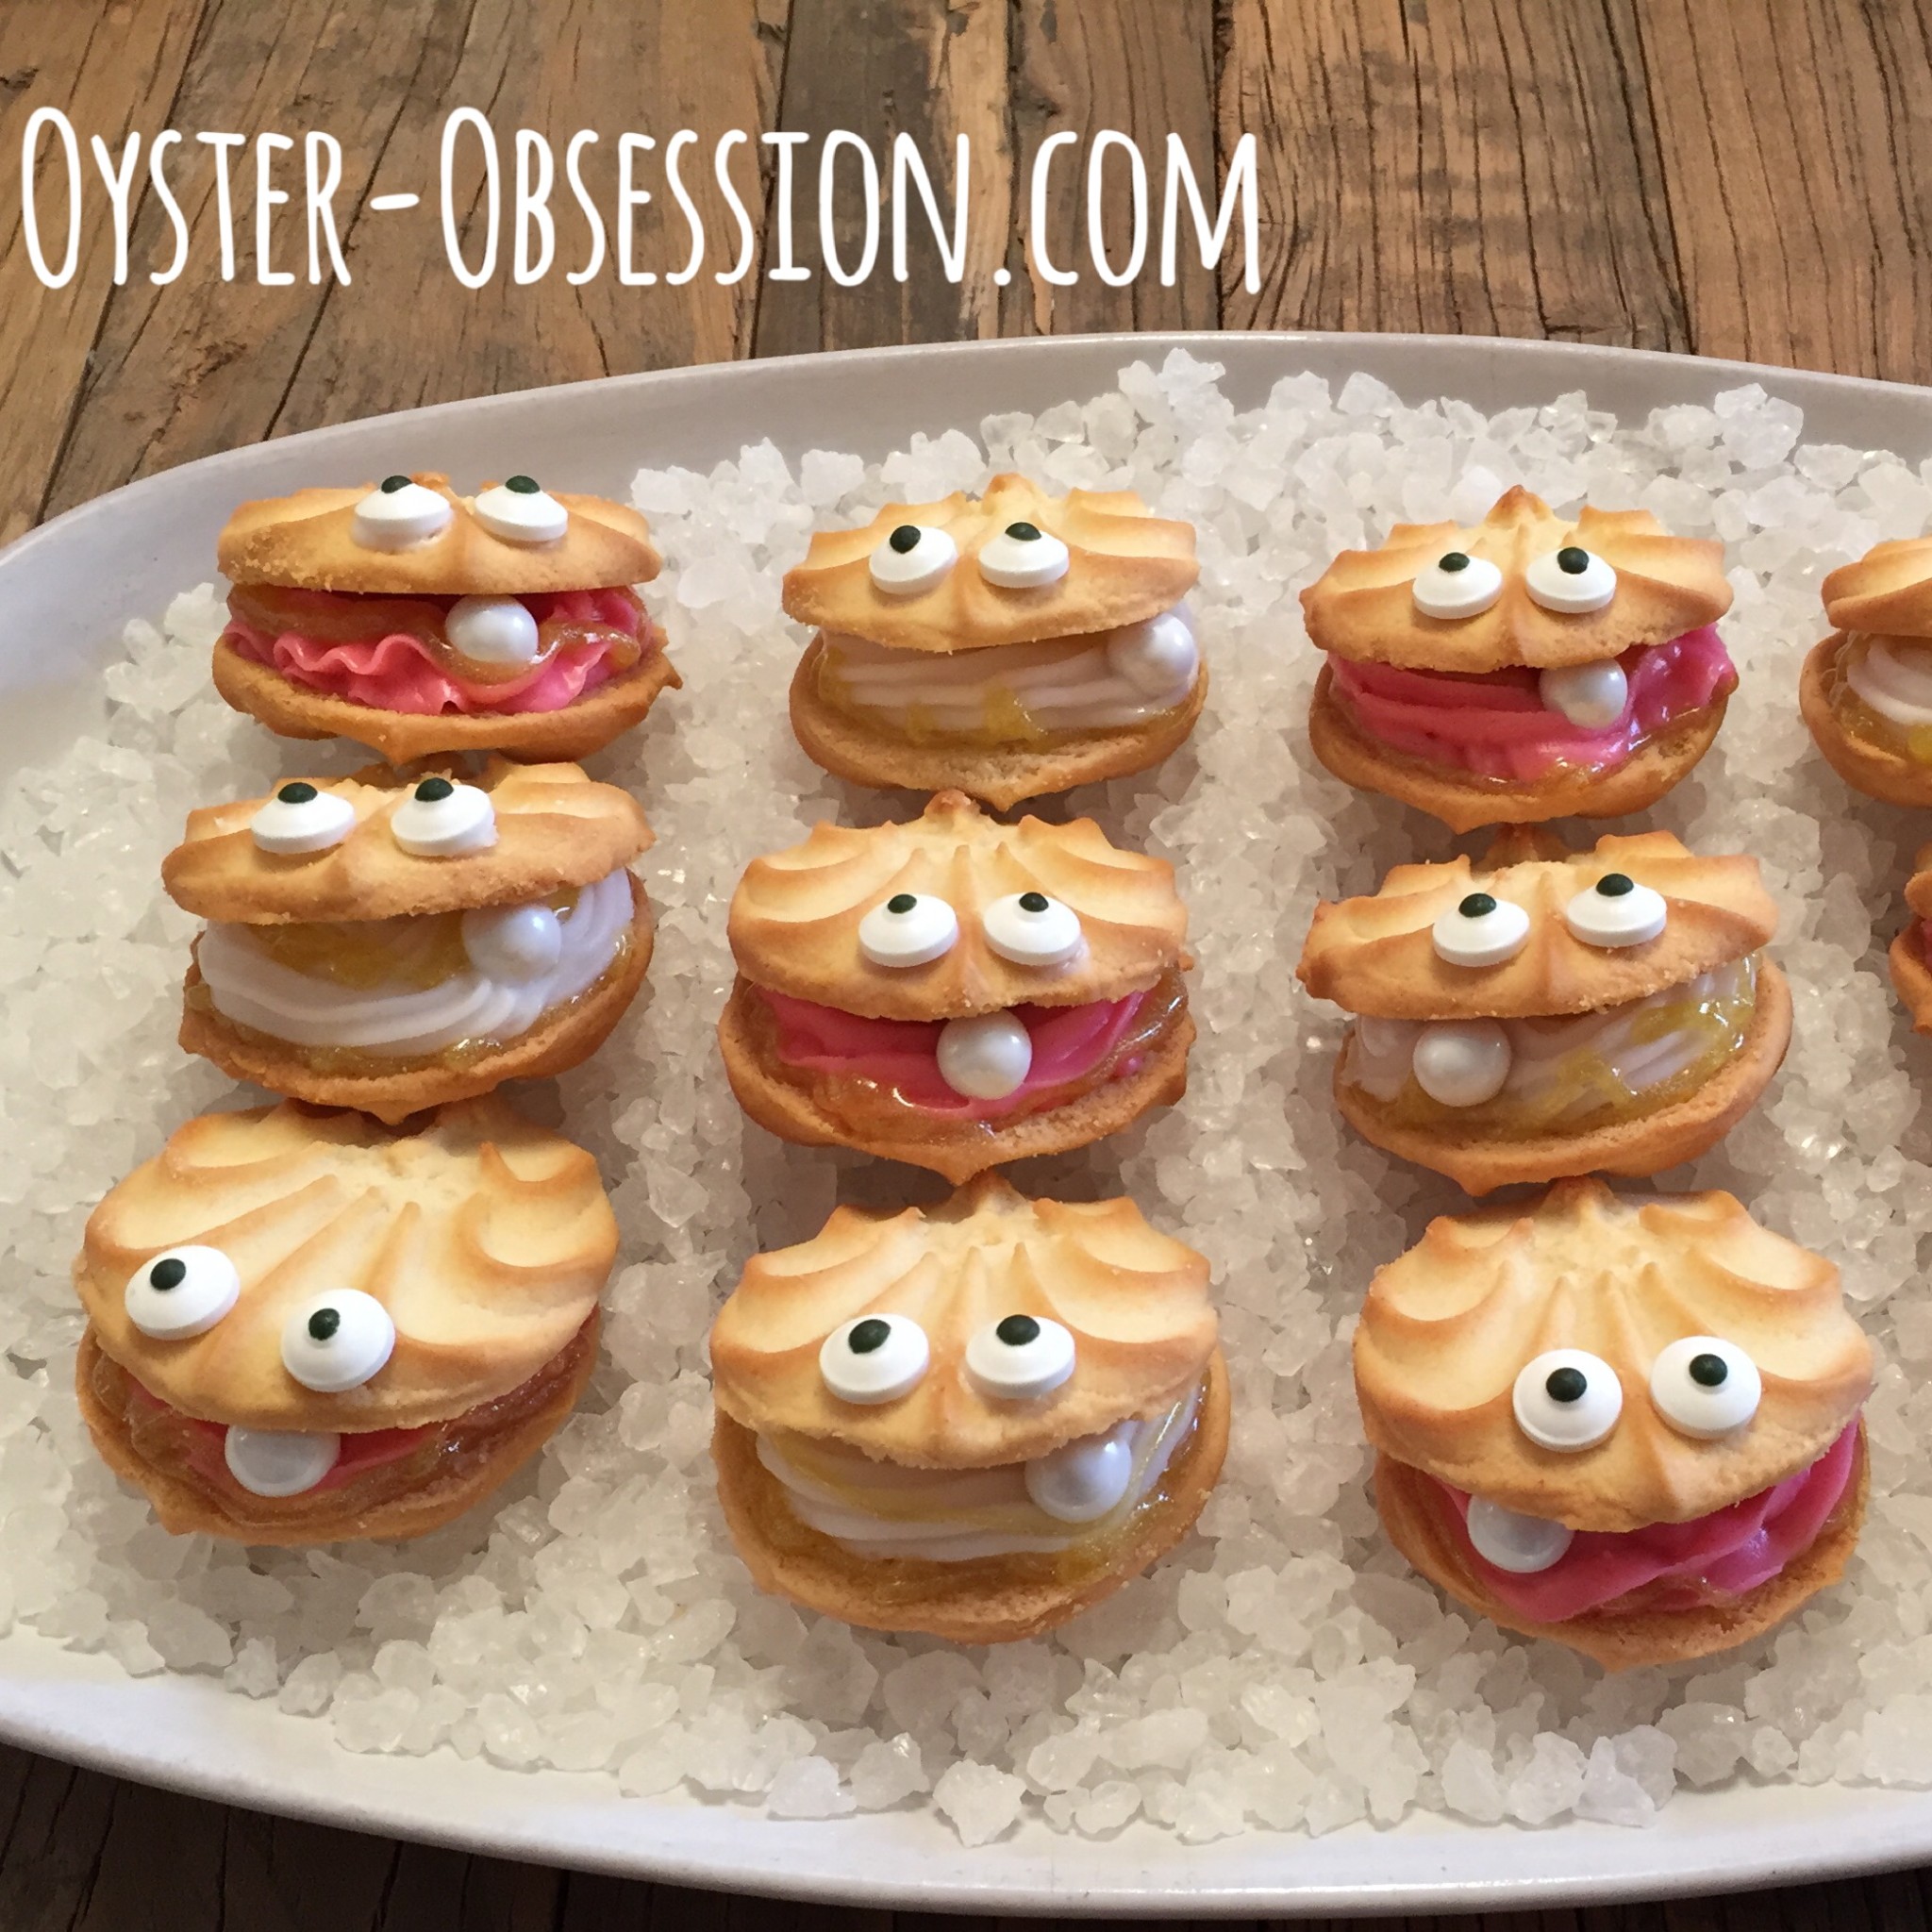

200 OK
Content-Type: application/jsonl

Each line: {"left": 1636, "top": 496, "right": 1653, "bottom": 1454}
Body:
{"left": 711, "top": 1350, "right": 1230, "bottom": 1645}
{"left": 1308, "top": 661, "right": 1730, "bottom": 833}
{"left": 1799, "top": 633, "right": 1932, "bottom": 808}
{"left": 1890, "top": 921, "right": 1932, "bottom": 1033}
{"left": 75, "top": 1315, "right": 600, "bottom": 1545}
{"left": 1373, "top": 1440, "right": 1867, "bottom": 1672}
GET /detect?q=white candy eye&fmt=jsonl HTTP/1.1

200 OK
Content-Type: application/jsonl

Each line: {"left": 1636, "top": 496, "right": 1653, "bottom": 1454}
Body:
{"left": 280, "top": 1290, "right": 396, "bottom": 1393}
{"left": 982, "top": 891, "right": 1084, "bottom": 968}
{"left": 351, "top": 475, "right": 454, "bottom": 551}
{"left": 819, "top": 1313, "right": 930, "bottom": 1404}
{"left": 936, "top": 1011, "right": 1033, "bottom": 1100}
{"left": 1539, "top": 659, "right": 1629, "bottom": 727}
{"left": 249, "top": 781, "right": 356, "bottom": 857}
{"left": 1104, "top": 610, "right": 1199, "bottom": 697}
{"left": 1525, "top": 545, "right": 1617, "bottom": 613}
{"left": 1513, "top": 1348, "right": 1623, "bottom": 1452}
{"left": 868, "top": 523, "right": 958, "bottom": 595}
{"left": 445, "top": 594, "right": 541, "bottom": 666}
{"left": 224, "top": 1425, "right": 339, "bottom": 1497}
{"left": 1465, "top": 1497, "right": 1574, "bottom": 1574}
{"left": 966, "top": 1313, "right": 1075, "bottom": 1401}
{"left": 1563, "top": 873, "right": 1667, "bottom": 947}
{"left": 391, "top": 777, "right": 497, "bottom": 858}
{"left": 1024, "top": 1421, "right": 1135, "bottom": 1523}
{"left": 124, "top": 1245, "right": 240, "bottom": 1341}
{"left": 1649, "top": 1337, "right": 1761, "bottom": 1440}
{"left": 1411, "top": 1020, "right": 1511, "bottom": 1108}
{"left": 858, "top": 891, "right": 958, "bottom": 968}
{"left": 1430, "top": 891, "right": 1529, "bottom": 968}
{"left": 473, "top": 475, "right": 568, "bottom": 544}
{"left": 1411, "top": 551, "right": 1504, "bottom": 619}
{"left": 977, "top": 521, "right": 1070, "bottom": 590}
{"left": 461, "top": 901, "right": 563, "bottom": 983}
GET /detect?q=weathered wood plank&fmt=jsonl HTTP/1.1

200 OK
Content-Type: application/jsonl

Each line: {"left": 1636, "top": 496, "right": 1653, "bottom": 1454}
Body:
{"left": 0, "top": 0, "right": 203, "bottom": 541}
{"left": 751, "top": 0, "right": 1010, "bottom": 355}
{"left": 1636, "top": 0, "right": 1932, "bottom": 379}
{"left": 1219, "top": 0, "right": 1686, "bottom": 348}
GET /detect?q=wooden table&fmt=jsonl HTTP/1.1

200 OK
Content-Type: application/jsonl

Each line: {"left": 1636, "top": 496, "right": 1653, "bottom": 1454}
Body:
{"left": 3, "top": 0, "right": 1929, "bottom": 1924}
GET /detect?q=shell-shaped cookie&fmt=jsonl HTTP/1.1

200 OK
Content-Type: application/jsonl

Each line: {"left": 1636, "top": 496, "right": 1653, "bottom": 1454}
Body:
{"left": 162, "top": 757, "right": 653, "bottom": 925}
{"left": 75, "top": 1098, "right": 616, "bottom": 1434}
{"left": 218, "top": 473, "right": 659, "bottom": 596}
{"left": 1354, "top": 1178, "right": 1871, "bottom": 1532}
{"left": 1297, "top": 828, "right": 1776, "bottom": 1021}
{"left": 1300, "top": 487, "right": 1732, "bottom": 673}
{"left": 727, "top": 790, "right": 1188, "bottom": 1021}
{"left": 1824, "top": 536, "right": 1932, "bottom": 638}
{"left": 782, "top": 474, "right": 1198, "bottom": 654}
{"left": 710, "top": 1174, "right": 1215, "bottom": 1468}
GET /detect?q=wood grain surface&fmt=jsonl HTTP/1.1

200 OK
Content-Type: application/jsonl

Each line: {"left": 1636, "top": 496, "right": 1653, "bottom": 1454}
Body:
{"left": 3, "top": 0, "right": 1930, "bottom": 1924}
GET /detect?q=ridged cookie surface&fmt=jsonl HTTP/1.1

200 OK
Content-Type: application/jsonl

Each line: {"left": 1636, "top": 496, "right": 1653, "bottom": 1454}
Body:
{"left": 1297, "top": 828, "right": 1776, "bottom": 1020}
{"left": 710, "top": 1174, "right": 1216, "bottom": 1468}
{"left": 1353, "top": 1179, "right": 1872, "bottom": 1532}
{"left": 1822, "top": 536, "right": 1932, "bottom": 637}
{"left": 1300, "top": 487, "right": 1731, "bottom": 671}
{"left": 782, "top": 475, "right": 1197, "bottom": 653}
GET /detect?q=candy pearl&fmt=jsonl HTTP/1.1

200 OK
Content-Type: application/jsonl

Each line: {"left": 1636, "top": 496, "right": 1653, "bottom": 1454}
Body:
{"left": 461, "top": 901, "right": 564, "bottom": 983}
{"left": 1410, "top": 1020, "right": 1511, "bottom": 1107}
{"left": 1563, "top": 874, "right": 1668, "bottom": 948}
{"left": 390, "top": 777, "right": 497, "bottom": 858}
{"left": 473, "top": 477, "right": 568, "bottom": 544}
{"left": 1104, "top": 610, "right": 1200, "bottom": 696}
{"left": 1538, "top": 658, "right": 1629, "bottom": 727}
{"left": 1524, "top": 544, "right": 1617, "bottom": 613}
{"left": 249, "top": 783, "right": 357, "bottom": 857}
{"left": 1465, "top": 1496, "right": 1574, "bottom": 1574}
{"left": 977, "top": 521, "right": 1071, "bottom": 590}
{"left": 351, "top": 478, "right": 453, "bottom": 551}
{"left": 1024, "top": 1421, "right": 1136, "bottom": 1523}
{"left": 223, "top": 1425, "right": 340, "bottom": 1498}
{"left": 445, "top": 594, "right": 541, "bottom": 666}
{"left": 936, "top": 1011, "right": 1033, "bottom": 1100}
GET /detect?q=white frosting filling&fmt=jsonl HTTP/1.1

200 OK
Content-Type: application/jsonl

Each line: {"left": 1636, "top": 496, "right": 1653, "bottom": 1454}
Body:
{"left": 823, "top": 605, "right": 1199, "bottom": 734}
{"left": 756, "top": 1382, "right": 1202, "bottom": 1563}
{"left": 197, "top": 870, "right": 632, "bottom": 1058}
{"left": 1345, "top": 958, "right": 1752, "bottom": 1122}
{"left": 1847, "top": 636, "right": 1932, "bottom": 727}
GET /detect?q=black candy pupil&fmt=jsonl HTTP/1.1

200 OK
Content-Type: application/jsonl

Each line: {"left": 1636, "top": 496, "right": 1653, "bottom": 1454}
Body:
{"left": 505, "top": 475, "right": 540, "bottom": 493}
{"left": 849, "top": 1318, "right": 891, "bottom": 1355}
{"left": 277, "top": 781, "right": 318, "bottom": 804}
{"left": 149, "top": 1258, "right": 186, "bottom": 1291}
{"left": 1006, "top": 522, "right": 1041, "bottom": 541}
{"left": 1557, "top": 546, "right": 1590, "bottom": 575}
{"left": 1545, "top": 1366, "right": 1588, "bottom": 1404}
{"left": 1690, "top": 1353, "right": 1728, "bottom": 1388}
{"left": 1439, "top": 552, "right": 1471, "bottom": 573}
{"left": 1019, "top": 891, "right": 1049, "bottom": 913}
{"left": 1459, "top": 892, "right": 1496, "bottom": 919}
{"left": 379, "top": 475, "right": 410, "bottom": 493}
{"left": 1595, "top": 873, "right": 1635, "bottom": 898}
{"left": 996, "top": 1314, "right": 1041, "bottom": 1347}
{"left": 888, "top": 525, "right": 922, "bottom": 554}
{"left": 887, "top": 892, "right": 917, "bottom": 915}
{"left": 308, "top": 1307, "right": 341, "bottom": 1341}
{"left": 415, "top": 776, "right": 455, "bottom": 802}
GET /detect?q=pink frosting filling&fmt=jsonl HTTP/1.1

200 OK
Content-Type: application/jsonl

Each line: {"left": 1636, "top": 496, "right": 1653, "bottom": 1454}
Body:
{"left": 1436, "top": 1421, "right": 1861, "bottom": 1624}
{"left": 761, "top": 989, "right": 1146, "bottom": 1119}
{"left": 1329, "top": 625, "right": 1736, "bottom": 780}
{"left": 223, "top": 587, "right": 645, "bottom": 717}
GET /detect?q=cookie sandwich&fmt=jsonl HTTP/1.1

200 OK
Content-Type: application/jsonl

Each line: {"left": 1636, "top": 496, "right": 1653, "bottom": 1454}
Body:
{"left": 783, "top": 475, "right": 1202, "bottom": 808}
{"left": 1801, "top": 536, "right": 1932, "bottom": 806}
{"left": 1355, "top": 1179, "right": 1872, "bottom": 1669}
{"left": 75, "top": 1098, "right": 617, "bottom": 1544}
{"left": 214, "top": 472, "right": 675, "bottom": 762}
{"left": 719, "top": 790, "right": 1192, "bottom": 1181}
{"left": 1887, "top": 841, "right": 1932, "bottom": 1030}
{"left": 163, "top": 758, "right": 653, "bottom": 1124}
{"left": 1301, "top": 488, "right": 1735, "bottom": 831}
{"left": 709, "top": 1174, "right": 1226, "bottom": 1643}
{"left": 1297, "top": 830, "right": 1787, "bottom": 1193}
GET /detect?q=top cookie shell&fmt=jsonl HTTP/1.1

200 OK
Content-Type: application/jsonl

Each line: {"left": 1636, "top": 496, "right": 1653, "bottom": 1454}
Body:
{"left": 710, "top": 1174, "right": 1216, "bottom": 1469}
{"left": 1300, "top": 487, "right": 1732, "bottom": 672}
{"left": 1822, "top": 536, "right": 1932, "bottom": 637}
{"left": 218, "top": 475, "right": 660, "bottom": 596}
{"left": 1353, "top": 1179, "right": 1872, "bottom": 1532}
{"left": 162, "top": 758, "right": 653, "bottom": 924}
{"left": 1297, "top": 828, "right": 1777, "bottom": 1021}
{"left": 781, "top": 474, "right": 1199, "bottom": 653}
